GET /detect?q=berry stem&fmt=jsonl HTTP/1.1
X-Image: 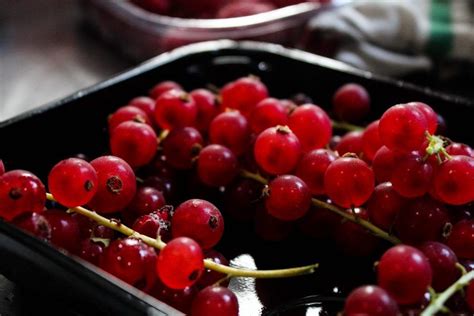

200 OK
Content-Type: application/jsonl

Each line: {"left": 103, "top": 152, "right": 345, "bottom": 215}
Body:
{"left": 421, "top": 270, "right": 474, "bottom": 316}
{"left": 240, "top": 170, "right": 401, "bottom": 245}
{"left": 46, "top": 193, "right": 318, "bottom": 279}
{"left": 331, "top": 120, "right": 364, "bottom": 132}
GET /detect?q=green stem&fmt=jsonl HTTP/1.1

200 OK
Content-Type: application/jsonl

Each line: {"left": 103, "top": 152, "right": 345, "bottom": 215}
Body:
{"left": 240, "top": 170, "right": 400, "bottom": 245}
{"left": 46, "top": 193, "right": 318, "bottom": 279}
{"left": 421, "top": 270, "right": 474, "bottom": 316}
{"left": 331, "top": 120, "right": 364, "bottom": 132}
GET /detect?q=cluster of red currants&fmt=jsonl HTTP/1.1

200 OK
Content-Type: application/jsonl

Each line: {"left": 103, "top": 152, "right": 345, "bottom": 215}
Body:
{"left": 1, "top": 73, "right": 474, "bottom": 315}
{"left": 130, "top": 0, "right": 329, "bottom": 19}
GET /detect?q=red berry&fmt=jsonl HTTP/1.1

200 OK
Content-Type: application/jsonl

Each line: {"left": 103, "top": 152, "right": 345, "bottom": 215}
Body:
{"left": 367, "top": 182, "right": 405, "bottom": 230}
{"left": 126, "top": 186, "right": 166, "bottom": 217}
{"left": 88, "top": 156, "right": 137, "bottom": 213}
{"left": 434, "top": 156, "right": 474, "bottom": 205}
{"left": 197, "top": 250, "right": 229, "bottom": 289}
{"left": 295, "top": 149, "right": 337, "bottom": 196}
{"left": 157, "top": 237, "right": 204, "bottom": 289}
{"left": 0, "top": 170, "right": 46, "bottom": 221}
{"left": 324, "top": 157, "right": 374, "bottom": 208}
{"left": 149, "top": 81, "right": 182, "bottom": 99}
{"left": 344, "top": 285, "right": 398, "bottom": 316}
{"left": 163, "top": 127, "right": 204, "bottom": 169}
{"left": 79, "top": 238, "right": 105, "bottom": 266}
{"left": 446, "top": 220, "right": 474, "bottom": 260}
{"left": 197, "top": 144, "right": 239, "bottom": 187}
{"left": 190, "top": 89, "right": 220, "bottom": 133}
{"left": 419, "top": 241, "right": 460, "bottom": 291}
{"left": 151, "top": 280, "right": 197, "bottom": 314}
{"left": 108, "top": 106, "right": 151, "bottom": 132}
{"left": 379, "top": 104, "right": 428, "bottom": 152}
{"left": 265, "top": 175, "right": 311, "bottom": 221}
{"left": 209, "top": 111, "right": 251, "bottom": 156}
{"left": 172, "top": 199, "right": 224, "bottom": 250}
{"left": 332, "top": 83, "right": 370, "bottom": 123}
{"left": 288, "top": 104, "right": 332, "bottom": 151}
{"left": 254, "top": 126, "right": 302, "bottom": 175}
{"left": 446, "top": 143, "right": 474, "bottom": 158}
{"left": 372, "top": 146, "right": 398, "bottom": 183}
{"left": 154, "top": 89, "right": 197, "bottom": 130}
{"left": 408, "top": 102, "right": 437, "bottom": 134}
{"left": 129, "top": 96, "right": 156, "bottom": 125}
{"left": 48, "top": 158, "right": 98, "bottom": 207}
{"left": 190, "top": 286, "right": 239, "bottom": 316}
{"left": 390, "top": 152, "right": 433, "bottom": 198}
{"left": 250, "top": 98, "right": 288, "bottom": 134}
{"left": 220, "top": 76, "right": 268, "bottom": 116}
{"left": 335, "top": 131, "right": 364, "bottom": 157}
{"left": 132, "top": 211, "right": 171, "bottom": 242}
{"left": 43, "top": 209, "right": 81, "bottom": 254}
{"left": 377, "top": 245, "right": 432, "bottom": 305}
{"left": 12, "top": 212, "right": 51, "bottom": 241}
{"left": 362, "top": 120, "right": 382, "bottom": 161}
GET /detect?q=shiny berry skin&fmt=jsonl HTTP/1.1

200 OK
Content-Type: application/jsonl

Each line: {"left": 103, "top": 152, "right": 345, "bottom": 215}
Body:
{"left": 249, "top": 98, "right": 288, "bottom": 134}
{"left": 126, "top": 186, "right": 166, "bottom": 217}
{"left": 190, "top": 89, "right": 220, "bottom": 133}
{"left": 379, "top": 104, "right": 428, "bottom": 152}
{"left": 446, "top": 143, "right": 474, "bottom": 158}
{"left": 0, "top": 170, "right": 46, "bottom": 221}
{"left": 367, "top": 182, "right": 405, "bottom": 230}
{"left": 335, "top": 131, "right": 363, "bottom": 157}
{"left": 101, "top": 238, "right": 156, "bottom": 289}
{"left": 394, "top": 196, "right": 450, "bottom": 245}
{"left": 132, "top": 211, "right": 171, "bottom": 242}
{"left": 467, "top": 280, "right": 474, "bottom": 311}
{"left": 434, "top": 156, "right": 474, "bottom": 205}
{"left": 79, "top": 238, "right": 105, "bottom": 266}
{"left": 110, "top": 121, "right": 158, "bottom": 168}
{"left": 108, "top": 105, "right": 151, "bottom": 131}
{"left": 157, "top": 237, "right": 204, "bottom": 290}
{"left": 43, "top": 209, "right": 81, "bottom": 254}
{"left": 129, "top": 96, "right": 156, "bottom": 124}
{"left": 209, "top": 111, "right": 251, "bottom": 156}
{"left": 163, "top": 127, "right": 204, "bottom": 169}
{"left": 332, "top": 83, "right": 370, "bottom": 123}
{"left": 265, "top": 175, "right": 311, "bottom": 221}
{"left": 197, "top": 144, "right": 238, "bottom": 187}
{"left": 377, "top": 245, "right": 432, "bottom": 305}
{"left": 324, "top": 157, "right": 375, "bottom": 208}
{"left": 362, "top": 120, "right": 382, "bottom": 161}
{"left": 12, "top": 212, "right": 51, "bottom": 241}
{"left": 220, "top": 76, "right": 268, "bottom": 117}
{"left": 151, "top": 280, "right": 197, "bottom": 314}
{"left": 408, "top": 102, "right": 437, "bottom": 134}
{"left": 372, "top": 146, "right": 398, "bottom": 183}
{"left": 149, "top": 80, "right": 182, "bottom": 99}
{"left": 154, "top": 89, "right": 197, "bottom": 130}
{"left": 190, "top": 286, "right": 239, "bottom": 316}
{"left": 344, "top": 285, "right": 398, "bottom": 316}
{"left": 172, "top": 199, "right": 224, "bottom": 249}
{"left": 0, "top": 160, "right": 4, "bottom": 175}
{"left": 197, "top": 250, "right": 229, "bottom": 289}
{"left": 391, "top": 152, "right": 433, "bottom": 198}
{"left": 88, "top": 156, "right": 137, "bottom": 213}
{"left": 288, "top": 104, "right": 332, "bottom": 151}
{"left": 419, "top": 241, "right": 460, "bottom": 291}
{"left": 254, "top": 126, "right": 302, "bottom": 175}
{"left": 446, "top": 220, "right": 474, "bottom": 259}
{"left": 295, "top": 149, "right": 337, "bottom": 196}
{"left": 48, "top": 158, "right": 98, "bottom": 207}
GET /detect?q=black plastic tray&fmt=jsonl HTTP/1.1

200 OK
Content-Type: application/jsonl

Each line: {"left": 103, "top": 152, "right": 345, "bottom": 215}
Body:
{"left": 1, "top": 40, "right": 473, "bottom": 316}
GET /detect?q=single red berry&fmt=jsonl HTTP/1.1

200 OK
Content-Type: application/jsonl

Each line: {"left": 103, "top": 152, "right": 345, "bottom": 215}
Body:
{"left": 390, "top": 152, "right": 433, "bottom": 198}
{"left": 110, "top": 121, "right": 158, "bottom": 168}
{"left": 332, "top": 83, "right": 370, "bottom": 123}
{"left": 190, "top": 89, "right": 220, "bottom": 133}
{"left": 446, "top": 143, "right": 474, "bottom": 158}
{"left": 446, "top": 220, "right": 474, "bottom": 260}
{"left": 79, "top": 238, "right": 106, "bottom": 266}
{"left": 149, "top": 81, "right": 182, "bottom": 99}
{"left": 344, "top": 285, "right": 398, "bottom": 316}
{"left": 288, "top": 104, "right": 332, "bottom": 151}
{"left": 367, "top": 182, "right": 405, "bottom": 230}
{"left": 108, "top": 105, "right": 151, "bottom": 132}
{"left": 335, "top": 131, "right": 364, "bottom": 157}
{"left": 48, "top": 158, "right": 98, "bottom": 207}
{"left": 43, "top": 209, "right": 81, "bottom": 254}
{"left": 265, "top": 175, "right": 311, "bottom": 221}
{"left": 126, "top": 186, "right": 166, "bottom": 217}
{"left": 372, "top": 146, "right": 398, "bottom": 183}
{"left": 419, "top": 241, "right": 460, "bottom": 291}
{"left": 434, "top": 156, "right": 474, "bottom": 205}
{"left": 197, "top": 144, "right": 239, "bottom": 187}
{"left": 295, "top": 149, "right": 337, "bottom": 196}
{"left": 324, "top": 157, "right": 374, "bottom": 208}
{"left": 220, "top": 76, "right": 268, "bottom": 116}
{"left": 377, "top": 245, "right": 432, "bottom": 305}
{"left": 0, "top": 170, "right": 46, "bottom": 221}
{"left": 129, "top": 96, "right": 156, "bottom": 126}
{"left": 163, "top": 127, "right": 204, "bottom": 169}
{"left": 172, "top": 199, "right": 224, "bottom": 250}
{"left": 157, "top": 237, "right": 204, "bottom": 290}
{"left": 408, "top": 102, "right": 437, "bottom": 134}
{"left": 250, "top": 98, "right": 288, "bottom": 134}
{"left": 154, "top": 89, "right": 197, "bottom": 130}
{"left": 150, "top": 280, "right": 198, "bottom": 314}
{"left": 209, "top": 111, "right": 251, "bottom": 156}
{"left": 12, "top": 212, "right": 51, "bottom": 241}
{"left": 88, "top": 156, "right": 137, "bottom": 213}
{"left": 190, "top": 286, "right": 239, "bottom": 316}
{"left": 197, "top": 250, "right": 229, "bottom": 289}
{"left": 362, "top": 120, "right": 382, "bottom": 162}
{"left": 254, "top": 126, "right": 302, "bottom": 175}
{"left": 132, "top": 211, "right": 171, "bottom": 242}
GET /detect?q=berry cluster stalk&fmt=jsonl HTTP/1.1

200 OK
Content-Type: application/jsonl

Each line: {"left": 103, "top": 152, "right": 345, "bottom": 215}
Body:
{"left": 46, "top": 193, "right": 318, "bottom": 279}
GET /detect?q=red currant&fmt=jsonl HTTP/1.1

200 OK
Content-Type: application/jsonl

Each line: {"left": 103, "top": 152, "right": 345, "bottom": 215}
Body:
{"left": 197, "top": 144, "right": 239, "bottom": 187}
{"left": 335, "top": 131, "right": 363, "bottom": 157}
{"left": 344, "top": 285, "right": 398, "bottom": 316}
{"left": 408, "top": 102, "right": 437, "bottom": 134}
{"left": 288, "top": 104, "right": 332, "bottom": 151}
{"left": 190, "top": 89, "right": 220, "bottom": 133}
{"left": 220, "top": 76, "right": 268, "bottom": 116}
{"left": 149, "top": 80, "right": 182, "bottom": 99}
{"left": 108, "top": 105, "right": 151, "bottom": 132}
{"left": 12, "top": 212, "right": 51, "bottom": 241}
{"left": 197, "top": 250, "right": 229, "bottom": 289}
{"left": 209, "top": 111, "right": 251, "bottom": 156}
{"left": 154, "top": 89, "right": 197, "bottom": 130}
{"left": 43, "top": 209, "right": 81, "bottom": 254}
{"left": 390, "top": 151, "right": 433, "bottom": 198}
{"left": 79, "top": 238, "right": 105, "bottom": 266}
{"left": 367, "top": 182, "right": 405, "bottom": 230}
{"left": 249, "top": 98, "right": 288, "bottom": 134}
{"left": 163, "top": 127, "right": 204, "bottom": 169}
{"left": 126, "top": 186, "right": 166, "bottom": 217}
{"left": 129, "top": 96, "right": 156, "bottom": 126}
{"left": 295, "top": 149, "right": 336, "bottom": 196}
{"left": 434, "top": 156, "right": 474, "bottom": 205}
{"left": 419, "top": 241, "right": 460, "bottom": 291}
{"left": 446, "top": 143, "right": 474, "bottom": 158}
{"left": 446, "top": 220, "right": 474, "bottom": 259}
{"left": 362, "top": 120, "right": 382, "bottom": 161}
{"left": 190, "top": 286, "right": 239, "bottom": 316}
{"left": 332, "top": 83, "right": 370, "bottom": 123}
